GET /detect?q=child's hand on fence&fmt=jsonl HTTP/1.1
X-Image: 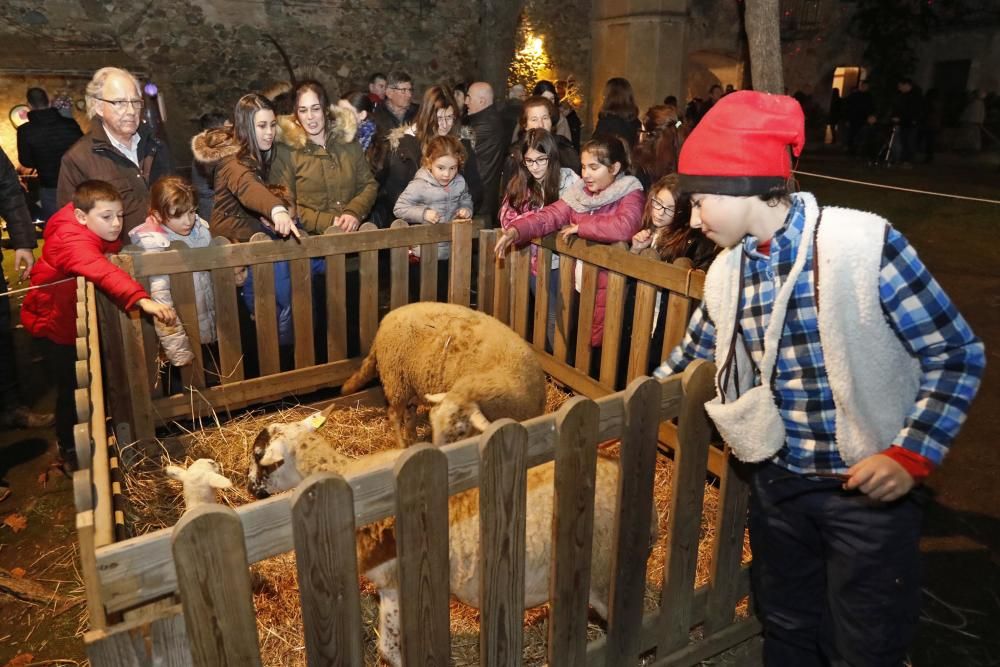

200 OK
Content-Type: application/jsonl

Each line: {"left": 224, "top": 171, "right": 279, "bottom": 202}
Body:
{"left": 631, "top": 229, "right": 653, "bottom": 253}
{"left": 272, "top": 210, "right": 302, "bottom": 239}
{"left": 138, "top": 298, "right": 178, "bottom": 327}
{"left": 559, "top": 223, "right": 580, "bottom": 242}
{"left": 423, "top": 208, "right": 441, "bottom": 224}
{"left": 455, "top": 208, "right": 472, "bottom": 220}
{"left": 334, "top": 213, "right": 361, "bottom": 232}
{"left": 844, "top": 454, "right": 915, "bottom": 502}
{"left": 494, "top": 227, "right": 519, "bottom": 259}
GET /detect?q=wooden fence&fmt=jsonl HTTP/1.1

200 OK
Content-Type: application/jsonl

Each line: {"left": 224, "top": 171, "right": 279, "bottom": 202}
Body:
{"left": 74, "top": 221, "right": 757, "bottom": 665}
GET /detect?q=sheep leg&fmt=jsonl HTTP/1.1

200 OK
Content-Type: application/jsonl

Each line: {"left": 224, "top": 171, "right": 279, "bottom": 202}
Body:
{"left": 387, "top": 404, "right": 410, "bottom": 447}
{"left": 403, "top": 403, "right": 418, "bottom": 445}
{"left": 376, "top": 586, "right": 403, "bottom": 667}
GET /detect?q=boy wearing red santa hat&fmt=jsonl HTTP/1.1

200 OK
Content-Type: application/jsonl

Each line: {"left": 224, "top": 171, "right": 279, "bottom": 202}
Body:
{"left": 655, "top": 91, "right": 984, "bottom": 666}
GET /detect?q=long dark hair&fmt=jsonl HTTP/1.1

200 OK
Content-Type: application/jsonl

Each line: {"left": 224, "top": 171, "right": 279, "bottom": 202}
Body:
{"left": 413, "top": 85, "right": 459, "bottom": 145}
{"left": 644, "top": 174, "right": 715, "bottom": 268}
{"left": 505, "top": 129, "right": 562, "bottom": 212}
{"left": 632, "top": 105, "right": 681, "bottom": 184}
{"left": 233, "top": 93, "right": 276, "bottom": 176}
{"left": 599, "top": 77, "right": 639, "bottom": 122}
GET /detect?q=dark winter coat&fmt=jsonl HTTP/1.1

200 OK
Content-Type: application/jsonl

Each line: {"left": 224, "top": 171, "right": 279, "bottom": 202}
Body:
{"left": 270, "top": 106, "right": 378, "bottom": 234}
{"left": 22, "top": 203, "right": 147, "bottom": 345}
{"left": 191, "top": 128, "right": 286, "bottom": 244}
{"left": 372, "top": 102, "right": 419, "bottom": 141}
{"left": 56, "top": 118, "right": 172, "bottom": 237}
{"left": 16, "top": 108, "right": 82, "bottom": 188}
{"left": 466, "top": 104, "right": 507, "bottom": 224}
{"left": 370, "top": 127, "right": 483, "bottom": 228}
{"left": 594, "top": 113, "right": 642, "bottom": 149}
{"left": 0, "top": 148, "right": 34, "bottom": 258}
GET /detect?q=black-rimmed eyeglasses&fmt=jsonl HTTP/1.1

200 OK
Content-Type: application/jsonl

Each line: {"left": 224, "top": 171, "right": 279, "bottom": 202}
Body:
{"left": 523, "top": 156, "right": 550, "bottom": 168}
{"left": 651, "top": 198, "right": 675, "bottom": 215}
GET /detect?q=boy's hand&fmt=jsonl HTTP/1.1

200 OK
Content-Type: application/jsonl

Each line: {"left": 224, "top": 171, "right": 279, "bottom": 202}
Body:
{"left": 423, "top": 208, "right": 441, "bottom": 224}
{"left": 559, "top": 223, "right": 580, "bottom": 242}
{"left": 138, "top": 298, "right": 177, "bottom": 326}
{"left": 14, "top": 249, "right": 34, "bottom": 281}
{"left": 494, "top": 227, "right": 519, "bottom": 259}
{"left": 631, "top": 229, "right": 652, "bottom": 252}
{"left": 455, "top": 208, "right": 472, "bottom": 220}
{"left": 845, "top": 454, "right": 915, "bottom": 502}
{"left": 334, "top": 213, "right": 360, "bottom": 232}
{"left": 272, "top": 210, "right": 302, "bottom": 239}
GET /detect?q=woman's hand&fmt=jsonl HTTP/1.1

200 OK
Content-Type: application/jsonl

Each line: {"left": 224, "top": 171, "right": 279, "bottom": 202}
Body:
{"left": 423, "top": 208, "right": 441, "bottom": 224}
{"left": 272, "top": 210, "right": 302, "bottom": 239}
{"left": 455, "top": 208, "right": 472, "bottom": 220}
{"left": 631, "top": 228, "right": 653, "bottom": 253}
{"left": 138, "top": 298, "right": 178, "bottom": 326}
{"left": 494, "top": 227, "right": 519, "bottom": 259}
{"left": 559, "top": 223, "right": 580, "bottom": 242}
{"left": 335, "top": 213, "right": 361, "bottom": 232}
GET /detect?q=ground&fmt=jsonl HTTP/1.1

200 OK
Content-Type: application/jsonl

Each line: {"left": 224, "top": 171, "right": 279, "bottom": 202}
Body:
{"left": 0, "top": 150, "right": 997, "bottom": 666}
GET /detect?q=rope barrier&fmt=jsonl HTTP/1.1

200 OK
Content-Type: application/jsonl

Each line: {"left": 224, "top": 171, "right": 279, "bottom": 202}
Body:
{"left": 793, "top": 169, "right": 1000, "bottom": 205}
{"left": 0, "top": 276, "right": 76, "bottom": 298}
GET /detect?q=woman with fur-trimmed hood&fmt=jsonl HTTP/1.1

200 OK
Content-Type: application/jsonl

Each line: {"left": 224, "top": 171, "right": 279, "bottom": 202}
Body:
{"left": 191, "top": 94, "right": 294, "bottom": 243}
{"left": 269, "top": 81, "right": 377, "bottom": 234}
{"left": 369, "top": 85, "right": 483, "bottom": 229}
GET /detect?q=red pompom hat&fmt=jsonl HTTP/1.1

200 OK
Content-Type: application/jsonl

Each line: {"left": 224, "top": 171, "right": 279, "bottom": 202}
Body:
{"left": 678, "top": 91, "right": 805, "bottom": 196}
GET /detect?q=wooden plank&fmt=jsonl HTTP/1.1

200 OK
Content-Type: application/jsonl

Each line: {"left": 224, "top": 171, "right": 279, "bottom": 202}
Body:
{"left": 86, "top": 281, "right": 115, "bottom": 549}
{"left": 323, "top": 226, "right": 349, "bottom": 362}
{"left": 122, "top": 263, "right": 161, "bottom": 397}
{"left": 603, "top": 377, "right": 661, "bottom": 666}
{"left": 532, "top": 248, "right": 552, "bottom": 350}
{"left": 291, "top": 474, "right": 364, "bottom": 667}
{"left": 76, "top": 358, "right": 90, "bottom": 390}
{"left": 659, "top": 360, "right": 716, "bottom": 653}
{"left": 357, "top": 222, "right": 379, "bottom": 355}
{"left": 85, "top": 604, "right": 192, "bottom": 667}
{"left": 510, "top": 245, "right": 531, "bottom": 340}
{"left": 390, "top": 220, "right": 410, "bottom": 311}
{"left": 492, "top": 244, "right": 511, "bottom": 325}
{"left": 73, "top": 468, "right": 93, "bottom": 513}
{"left": 662, "top": 260, "right": 695, "bottom": 362}
{"left": 650, "top": 617, "right": 761, "bottom": 667}
{"left": 478, "top": 420, "right": 527, "bottom": 667}
{"left": 536, "top": 350, "right": 611, "bottom": 400}
{"left": 449, "top": 220, "right": 473, "bottom": 306}
{"left": 149, "top": 611, "right": 193, "bottom": 667}
{"left": 74, "top": 422, "right": 93, "bottom": 471}
{"left": 168, "top": 265, "right": 205, "bottom": 389}
{"left": 129, "top": 224, "right": 456, "bottom": 275}
{"left": 289, "top": 257, "right": 315, "bottom": 369}
{"left": 94, "top": 379, "right": 686, "bottom": 613}
{"left": 109, "top": 258, "right": 156, "bottom": 441}
{"left": 250, "top": 238, "right": 280, "bottom": 377}
{"left": 704, "top": 449, "right": 752, "bottom": 634}
{"left": 419, "top": 239, "right": 439, "bottom": 302}
{"left": 626, "top": 280, "right": 658, "bottom": 383}
{"left": 553, "top": 255, "right": 575, "bottom": 363}
{"left": 575, "top": 262, "right": 599, "bottom": 376}
{"left": 209, "top": 237, "right": 244, "bottom": 384}
{"left": 172, "top": 505, "right": 261, "bottom": 667}
{"left": 394, "top": 445, "right": 451, "bottom": 667}
{"left": 149, "top": 358, "right": 363, "bottom": 421}
{"left": 539, "top": 236, "right": 705, "bottom": 297}
{"left": 77, "top": 511, "right": 107, "bottom": 631}
{"left": 599, "top": 269, "right": 628, "bottom": 390}
{"left": 478, "top": 230, "right": 497, "bottom": 314}
{"left": 547, "top": 396, "right": 600, "bottom": 667}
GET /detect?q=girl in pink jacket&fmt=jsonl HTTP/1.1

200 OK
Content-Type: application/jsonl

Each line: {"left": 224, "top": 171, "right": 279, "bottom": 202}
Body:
{"left": 495, "top": 134, "right": 645, "bottom": 347}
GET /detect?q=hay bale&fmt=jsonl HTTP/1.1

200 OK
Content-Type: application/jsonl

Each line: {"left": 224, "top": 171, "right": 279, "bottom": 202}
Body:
{"left": 123, "top": 379, "right": 749, "bottom": 666}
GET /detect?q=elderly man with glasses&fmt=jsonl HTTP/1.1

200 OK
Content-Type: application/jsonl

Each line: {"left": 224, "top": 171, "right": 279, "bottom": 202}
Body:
{"left": 57, "top": 67, "right": 172, "bottom": 237}
{"left": 371, "top": 70, "right": 420, "bottom": 141}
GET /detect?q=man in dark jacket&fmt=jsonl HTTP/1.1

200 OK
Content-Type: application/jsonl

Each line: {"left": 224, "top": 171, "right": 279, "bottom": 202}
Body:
{"left": 0, "top": 148, "right": 52, "bottom": 437}
{"left": 371, "top": 71, "right": 419, "bottom": 141}
{"left": 57, "top": 67, "right": 172, "bottom": 237}
{"left": 466, "top": 82, "right": 506, "bottom": 227}
{"left": 16, "top": 87, "right": 82, "bottom": 221}
{"left": 844, "top": 80, "right": 876, "bottom": 156}
{"left": 889, "top": 78, "right": 923, "bottom": 165}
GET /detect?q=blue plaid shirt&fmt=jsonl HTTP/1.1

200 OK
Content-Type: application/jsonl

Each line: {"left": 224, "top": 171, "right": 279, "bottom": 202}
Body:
{"left": 657, "top": 195, "right": 985, "bottom": 474}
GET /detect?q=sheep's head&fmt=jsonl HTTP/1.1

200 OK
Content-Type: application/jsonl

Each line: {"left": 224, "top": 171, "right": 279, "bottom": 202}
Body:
{"left": 425, "top": 393, "right": 491, "bottom": 446}
{"left": 247, "top": 407, "right": 334, "bottom": 499}
{"left": 165, "top": 458, "right": 232, "bottom": 511}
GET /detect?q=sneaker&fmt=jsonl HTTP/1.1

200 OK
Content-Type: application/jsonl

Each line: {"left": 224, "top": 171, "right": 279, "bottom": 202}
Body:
{"left": 9, "top": 406, "right": 56, "bottom": 429}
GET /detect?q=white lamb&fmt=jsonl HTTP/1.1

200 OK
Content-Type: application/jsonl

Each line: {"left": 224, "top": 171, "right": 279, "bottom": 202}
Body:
{"left": 165, "top": 458, "right": 233, "bottom": 512}
{"left": 247, "top": 409, "right": 657, "bottom": 667}
{"left": 340, "top": 302, "right": 547, "bottom": 446}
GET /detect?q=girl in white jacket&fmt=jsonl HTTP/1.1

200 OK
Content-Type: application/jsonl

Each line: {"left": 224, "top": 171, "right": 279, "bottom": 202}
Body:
{"left": 129, "top": 176, "right": 217, "bottom": 368}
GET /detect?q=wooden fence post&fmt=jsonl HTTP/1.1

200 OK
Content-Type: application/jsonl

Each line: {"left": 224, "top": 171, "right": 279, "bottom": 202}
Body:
{"left": 390, "top": 220, "right": 411, "bottom": 311}
{"left": 704, "top": 451, "right": 752, "bottom": 634}
{"left": 357, "top": 222, "right": 380, "bottom": 354}
{"left": 449, "top": 220, "right": 473, "bottom": 307}
{"left": 478, "top": 230, "right": 497, "bottom": 315}
{"left": 291, "top": 473, "right": 364, "bottom": 667}
{"left": 478, "top": 419, "right": 528, "bottom": 667}
{"left": 172, "top": 505, "right": 261, "bottom": 667}
{"left": 394, "top": 444, "right": 451, "bottom": 666}
{"left": 603, "top": 376, "right": 661, "bottom": 665}
{"left": 547, "top": 396, "right": 600, "bottom": 667}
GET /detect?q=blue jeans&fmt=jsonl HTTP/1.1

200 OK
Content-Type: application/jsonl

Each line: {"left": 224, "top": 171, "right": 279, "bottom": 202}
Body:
{"left": 749, "top": 462, "right": 923, "bottom": 666}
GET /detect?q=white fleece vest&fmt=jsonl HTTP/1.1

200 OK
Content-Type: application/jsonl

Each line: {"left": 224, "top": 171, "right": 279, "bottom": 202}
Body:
{"left": 703, "top": 192, "right": 922, "bottom": 466}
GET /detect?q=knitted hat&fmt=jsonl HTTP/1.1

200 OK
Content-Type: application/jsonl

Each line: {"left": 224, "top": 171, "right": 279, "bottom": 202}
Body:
{"left": 678, "top": 91, "right": 805, "bottom": 196}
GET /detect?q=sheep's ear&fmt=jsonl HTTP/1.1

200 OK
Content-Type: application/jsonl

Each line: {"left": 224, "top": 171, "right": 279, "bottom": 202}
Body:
{"left": 257, "top": 452, "right": 284, "bottom": 467}
{"left": 425, "top": 393, "right": 447, "bottom": 404}
{"left": 165, "top": 465, "right": 186, "bottom": 481}
{"left": 208, "top": 472, "right": 233, "bottom": 489}
{"left": 469, "top": 406, "right": 491, "bottom": 433}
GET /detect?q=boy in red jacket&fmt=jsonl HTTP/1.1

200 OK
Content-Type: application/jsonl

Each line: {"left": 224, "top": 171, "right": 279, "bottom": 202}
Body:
{"left": 22, "top": 180, "right": 176, "bottom": 469}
